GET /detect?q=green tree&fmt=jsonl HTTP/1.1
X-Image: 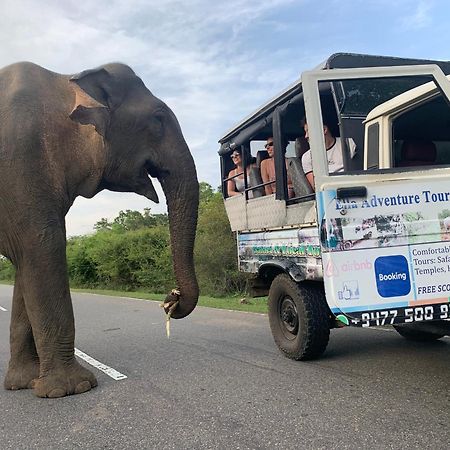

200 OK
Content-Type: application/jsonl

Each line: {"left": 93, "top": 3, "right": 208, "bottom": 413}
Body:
{"left": 66, "top": 236, "right": 98, "bottom": 286}
{"left": 5, "top": 190, "right": 246, "bottom": 297}
{"left": 94, "top": 217, "right": 112, "bottom": 231}
{"left": 194, "top": 184, "right": 247, "bottom": 295}
{"left": 0, "top": 255, "right": 15, "bottom": 281}
{"left": 66, "top": 186, "right": 245, "bottom": 296}
{"left": 94, "top": 209, "right": 169, "bottom": 233}
{"left": 199, "top": 181, "right": 215, "bottom": 205}
{"left": 67, "top": 223, "right": 174, "bottom": 292}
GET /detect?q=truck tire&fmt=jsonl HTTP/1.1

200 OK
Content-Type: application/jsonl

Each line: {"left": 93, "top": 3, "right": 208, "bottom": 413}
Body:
{"left": 268, "top": 274, "right": 330, "bottom": 360}
{"left": 393, "top": 323, "right": 445, "bottom": 341}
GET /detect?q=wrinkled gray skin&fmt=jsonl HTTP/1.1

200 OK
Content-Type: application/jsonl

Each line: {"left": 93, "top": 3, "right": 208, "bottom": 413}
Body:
{"left": 0, "top": 62, "right": 199, "bottom": 398}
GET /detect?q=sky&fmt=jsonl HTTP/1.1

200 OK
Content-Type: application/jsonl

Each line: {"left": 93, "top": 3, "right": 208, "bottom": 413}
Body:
{"left": 1, "top": 0, "right": 450, "bottom": 236}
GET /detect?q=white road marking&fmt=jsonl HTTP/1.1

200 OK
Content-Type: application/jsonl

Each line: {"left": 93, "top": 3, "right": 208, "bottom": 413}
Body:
{"left": 74, "top": 348, "right": 127, "bottom": 380}
{"left": 0, "top": 306, "right": 7, "bottom": 312}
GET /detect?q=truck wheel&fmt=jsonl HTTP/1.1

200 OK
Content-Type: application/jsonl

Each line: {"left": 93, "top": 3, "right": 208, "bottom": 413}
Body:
{"left": 393, "top": 324, "right": 444, "bottom": 341}
{"left": 268, "top": 274, "right": 330, "bottom": 360}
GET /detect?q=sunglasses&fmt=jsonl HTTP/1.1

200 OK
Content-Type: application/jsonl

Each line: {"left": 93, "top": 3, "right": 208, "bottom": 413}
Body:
{"left": 265, "top": 142, "right": 274, "bottom": 149}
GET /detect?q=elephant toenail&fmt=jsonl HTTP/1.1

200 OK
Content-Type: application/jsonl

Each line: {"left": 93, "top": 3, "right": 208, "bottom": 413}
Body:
{"left": 48, "top": 388, "right": 66, "bottom": 398}
{"left": 75, "top": 381, "right": 92, "bottom": 394}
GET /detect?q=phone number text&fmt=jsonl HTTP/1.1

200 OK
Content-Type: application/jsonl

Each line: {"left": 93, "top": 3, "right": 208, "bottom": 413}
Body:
{"left": 359, "top": 303, "right": 449, "bottom": 327}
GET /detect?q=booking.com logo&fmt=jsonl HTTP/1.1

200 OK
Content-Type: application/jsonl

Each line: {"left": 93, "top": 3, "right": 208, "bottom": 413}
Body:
{"left": 375, "top": 255, "right": 410, "bottom": 298}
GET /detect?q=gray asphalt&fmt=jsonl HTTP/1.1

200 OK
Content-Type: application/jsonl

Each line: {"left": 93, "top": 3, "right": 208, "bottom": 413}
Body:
{"left": 0, "top": 284, "right": 449, "bottom": 449}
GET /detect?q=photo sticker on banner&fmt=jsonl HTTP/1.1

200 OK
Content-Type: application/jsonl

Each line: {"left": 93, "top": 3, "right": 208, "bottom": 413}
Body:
{"left": 375, "top": 255, "right": 411, "bottom": 298}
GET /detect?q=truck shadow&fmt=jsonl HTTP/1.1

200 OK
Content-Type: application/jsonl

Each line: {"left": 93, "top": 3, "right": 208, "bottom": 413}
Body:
{"left": 323, "top": 327, "right": 449, "bottom": 361}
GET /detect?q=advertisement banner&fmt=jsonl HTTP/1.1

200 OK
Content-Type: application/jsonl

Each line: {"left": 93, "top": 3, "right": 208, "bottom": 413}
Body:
{"left": 318, "top": 179, "right": 450, "bottom": 326}
{"left": 238, "top": 227, "right": 322, "bottom": 280}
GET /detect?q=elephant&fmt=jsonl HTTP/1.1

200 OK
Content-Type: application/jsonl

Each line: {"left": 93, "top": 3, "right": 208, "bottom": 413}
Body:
{"left": 0, "top": 62, "right": 199, "bottom": 398}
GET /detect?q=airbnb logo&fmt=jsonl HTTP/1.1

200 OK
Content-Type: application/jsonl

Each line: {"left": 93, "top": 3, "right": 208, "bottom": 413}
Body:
{"left": 325, "top": 259, "right": 339, "bottom": 277}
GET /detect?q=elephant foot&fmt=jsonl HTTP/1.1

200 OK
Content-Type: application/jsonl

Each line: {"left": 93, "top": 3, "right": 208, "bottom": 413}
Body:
{"left": 32, "top": 361, "right": 98, "bottom": 398}
{"left": 4, "top": 359, "right": 40, "bottom": 390}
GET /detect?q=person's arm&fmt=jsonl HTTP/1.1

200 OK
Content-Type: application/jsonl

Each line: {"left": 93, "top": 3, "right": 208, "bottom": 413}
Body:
{"left": 305, "top": 172, "right": 314, "bottom": 190}
{"left": 227, "top": 169, "right": 239, "bottom": 196}
{"left": 260, "top": 160, "right": 271, "bottom": 196}
{"left": 301, "top": 151, "right": 315, "bottom": 191}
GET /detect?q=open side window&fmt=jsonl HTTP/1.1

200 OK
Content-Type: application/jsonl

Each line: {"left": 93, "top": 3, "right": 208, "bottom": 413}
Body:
{"left": 220, "top": 89, "right": 339, "bottom": 203}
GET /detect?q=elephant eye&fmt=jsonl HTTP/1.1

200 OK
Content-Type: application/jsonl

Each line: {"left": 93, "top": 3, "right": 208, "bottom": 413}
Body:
{"left": 151, "top": 113, "right": 164, "bottom": 132}
{"left": 149, "top": 113, "right": 164, "bottom": 136}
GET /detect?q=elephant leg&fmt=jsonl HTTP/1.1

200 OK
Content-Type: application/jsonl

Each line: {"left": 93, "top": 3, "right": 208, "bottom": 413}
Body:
{"left": 20, "top": 230, "right": 97, "bottom": 398}
{"left": 4, "top": 275, "right": 39, "bottom": 390}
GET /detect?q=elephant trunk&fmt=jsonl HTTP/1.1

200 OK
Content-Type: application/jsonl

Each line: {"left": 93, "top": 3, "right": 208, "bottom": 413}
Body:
{"left": 160, "top": 148, "right": 199, "bottom": 319}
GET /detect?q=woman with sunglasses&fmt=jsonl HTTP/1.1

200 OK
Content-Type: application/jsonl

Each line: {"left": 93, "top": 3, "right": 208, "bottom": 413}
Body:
{"left": 227, "top": 147, "right": 258, "bottom": 198}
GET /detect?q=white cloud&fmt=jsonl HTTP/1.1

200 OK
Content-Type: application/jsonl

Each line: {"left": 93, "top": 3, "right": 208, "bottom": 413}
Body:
{"left": 66, "top": 188, "right": 166, "bottom": 237}
{"left": 1, "top": 0, "right": 303, "bottom": 235}
{"left": 400, "top": 1, "right": 433, "bottom": 30}
{"left": 2, "top": 0, "right": 449, "bottom": 241}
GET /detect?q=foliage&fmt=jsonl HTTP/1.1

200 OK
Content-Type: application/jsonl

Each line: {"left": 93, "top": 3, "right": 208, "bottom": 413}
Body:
{"left": 0, "top": 255, "right": 15, "bottom": 281}
{"left": 67, "top": 223, "right": 174, "bottom": 292}
{"left": 198, "top": 181, "right": 215, "bottom": 205}
{"left": 94, "top": 208, "right": 168, "bottom": 232}
{"left": 66, "top": 236, "right": 97, "bottom": 286}
{"left": 1, "top": 187, "right": 247, "bottom": 297}
{"left": 194, "top": 186, "right": 248, "bottom": 296}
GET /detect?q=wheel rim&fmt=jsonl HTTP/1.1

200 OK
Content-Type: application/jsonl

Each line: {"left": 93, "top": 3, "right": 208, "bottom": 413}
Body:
{"left": 279, "top": 296, "right": 299, "bottom": 340}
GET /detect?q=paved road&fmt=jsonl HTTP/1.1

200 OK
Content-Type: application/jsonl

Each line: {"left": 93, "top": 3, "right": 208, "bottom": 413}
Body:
{"left": 0, "top": 284, "right": 449, "bottom": 449}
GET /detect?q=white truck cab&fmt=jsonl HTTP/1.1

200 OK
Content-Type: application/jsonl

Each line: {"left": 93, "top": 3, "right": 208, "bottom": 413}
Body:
{"left": 219, "top": 53, "right": 450, "bottom": 360}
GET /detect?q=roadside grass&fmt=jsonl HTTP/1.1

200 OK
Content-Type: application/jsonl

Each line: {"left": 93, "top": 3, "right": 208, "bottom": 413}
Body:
{"left": 71, "top": 287, "right": 269, "bottom": 314}
{"left": 0, "top": 281, "right": 268, "bottom": 313}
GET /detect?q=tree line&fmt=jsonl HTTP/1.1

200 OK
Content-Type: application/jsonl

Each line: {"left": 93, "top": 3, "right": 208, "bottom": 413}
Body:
{"left": 0, "top": 182, "right": 247, "bottom": 296}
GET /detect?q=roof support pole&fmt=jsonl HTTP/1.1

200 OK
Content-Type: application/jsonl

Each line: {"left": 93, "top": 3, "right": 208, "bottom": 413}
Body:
{"left": 273, "top": 107, "right": 288, "bottom": 200}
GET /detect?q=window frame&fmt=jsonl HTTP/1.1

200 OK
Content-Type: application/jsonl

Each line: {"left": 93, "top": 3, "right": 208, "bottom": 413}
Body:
{"left": 301, "top": 65, "right": 450, "bottom": 191}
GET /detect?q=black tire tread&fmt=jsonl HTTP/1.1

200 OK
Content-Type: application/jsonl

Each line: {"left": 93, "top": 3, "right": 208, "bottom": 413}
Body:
{"left": 268, "top": 274, "right": 330, "bottom": 360}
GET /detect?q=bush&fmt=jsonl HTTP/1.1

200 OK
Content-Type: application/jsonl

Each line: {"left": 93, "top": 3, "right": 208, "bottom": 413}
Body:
{"left": 3, "top": 188, "right": 247, "bottom": 298}
{"left": 66, "top": 236, "right": 98, "bottom": 287}
{"left": 66, "top": 225, "right": 174, "bottom": 293}
{"left": 0, "top": 256, "right": 15, "bottom": 281}
{"left": 194, "top": 191, "right": 247, "bottom": 296}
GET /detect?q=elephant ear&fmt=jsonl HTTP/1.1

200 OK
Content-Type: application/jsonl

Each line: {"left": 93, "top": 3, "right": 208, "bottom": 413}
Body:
{"left": 69, "top": 67, "right": 115, "bottom": 138}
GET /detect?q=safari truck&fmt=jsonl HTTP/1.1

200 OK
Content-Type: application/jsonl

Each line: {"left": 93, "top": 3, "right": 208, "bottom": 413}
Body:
{"left": 218, "top": 53, "right": 450, "bottom": 360}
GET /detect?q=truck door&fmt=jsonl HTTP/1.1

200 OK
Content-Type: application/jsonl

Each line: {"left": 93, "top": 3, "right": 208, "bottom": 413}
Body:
{"left": 302, "top": 65, "right": 450, "bottom": 327}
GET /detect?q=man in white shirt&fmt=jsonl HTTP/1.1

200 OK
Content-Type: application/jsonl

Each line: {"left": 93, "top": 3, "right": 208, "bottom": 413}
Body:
{"left": 301, "top": 120, "right": 356, "bottom": 190}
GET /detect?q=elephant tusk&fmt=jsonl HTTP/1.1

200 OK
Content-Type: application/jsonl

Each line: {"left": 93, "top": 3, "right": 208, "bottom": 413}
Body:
{"left": 160, "top": 288, "right": 181, "bottom": 338}
{"left": 164, "top": 300, "right": 179, "bottom": 338}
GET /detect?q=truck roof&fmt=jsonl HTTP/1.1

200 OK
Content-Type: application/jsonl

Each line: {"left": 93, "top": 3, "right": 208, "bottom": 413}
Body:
{"left": 218, "top": 53, "right": 450, "bottom": 153}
